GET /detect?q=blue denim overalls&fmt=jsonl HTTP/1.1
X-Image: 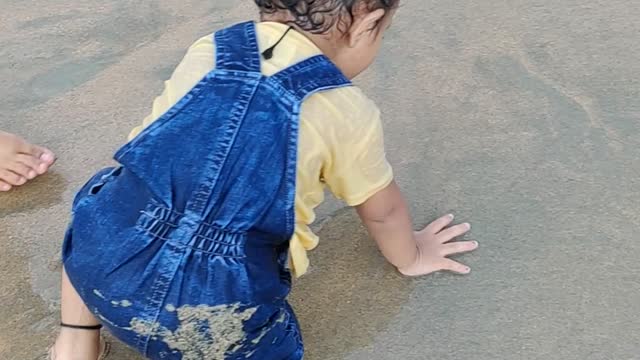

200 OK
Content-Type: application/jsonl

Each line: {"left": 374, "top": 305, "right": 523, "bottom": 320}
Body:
{"left": 62, "top": 21, "right": 351, "bottom": 359}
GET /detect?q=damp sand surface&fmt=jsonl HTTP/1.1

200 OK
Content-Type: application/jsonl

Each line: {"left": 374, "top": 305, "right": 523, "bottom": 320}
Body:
{"left": 2, "top": 1, "right": 640, "bottom": 359}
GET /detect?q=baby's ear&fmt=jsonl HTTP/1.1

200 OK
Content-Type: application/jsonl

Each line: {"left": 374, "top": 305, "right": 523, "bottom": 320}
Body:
{"left": 347, "top": 8, "right": 386, "bottom": 47}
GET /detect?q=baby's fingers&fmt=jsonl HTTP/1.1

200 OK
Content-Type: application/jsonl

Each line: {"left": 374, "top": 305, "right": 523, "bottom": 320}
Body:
{"left": 441, "top": 241, "right": 478, "bottom": 256}
{"left": 440, "top": 259, "right": 471, "bottom": 274}
{"left": 437, "top": 222, "right": 471, "bottom": 243}
{"left": 423, "top": 214, "right": 455, "bottom": 234}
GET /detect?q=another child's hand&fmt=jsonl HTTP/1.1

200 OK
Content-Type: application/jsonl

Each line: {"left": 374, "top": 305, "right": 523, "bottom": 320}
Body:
{"left": 398, "top": 214, "right": 478, "bottom": 277}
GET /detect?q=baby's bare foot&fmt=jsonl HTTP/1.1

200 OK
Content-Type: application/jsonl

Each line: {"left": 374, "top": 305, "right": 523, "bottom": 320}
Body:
{"left": 0, "top": 131, "right": 56, "bottom": 191}
{"left": 50, "top": 329, "right": 107, "bottom": 360}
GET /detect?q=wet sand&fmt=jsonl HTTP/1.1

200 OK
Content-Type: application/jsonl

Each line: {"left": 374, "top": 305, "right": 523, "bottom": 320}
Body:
{"left": 1, "top": 1, "right": 639, "bottom": 359}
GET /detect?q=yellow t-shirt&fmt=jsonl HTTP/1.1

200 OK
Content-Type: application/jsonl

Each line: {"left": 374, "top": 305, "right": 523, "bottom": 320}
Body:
{"left": 128, "top": 22, "right": 393, "bottom": 277}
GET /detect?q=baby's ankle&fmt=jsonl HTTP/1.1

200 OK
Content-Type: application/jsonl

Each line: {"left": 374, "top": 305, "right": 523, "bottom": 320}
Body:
{"left": 53, "top": 330, "right": 101, "bottom": 360}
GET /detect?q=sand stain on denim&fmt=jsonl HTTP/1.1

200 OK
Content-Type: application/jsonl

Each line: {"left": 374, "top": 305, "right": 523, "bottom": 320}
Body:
{"left": 130, "top": 303, "right": 258, "bottom": 359}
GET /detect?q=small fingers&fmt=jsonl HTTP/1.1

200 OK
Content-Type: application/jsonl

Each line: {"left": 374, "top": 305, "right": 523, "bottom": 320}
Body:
{"left": 440, "top": 259, "right": 471, "bottom": 274}
{"left": 424, "top": 214, "right": 455, "bottom": 234}
{"left": 437, "top": 222, "right": 471, "bottom": 243}
{"left": 441, "top": 241, "right": 479, "bottom": 256}
{"left": 0, "top": 169, "right": 26, "bottom": 186}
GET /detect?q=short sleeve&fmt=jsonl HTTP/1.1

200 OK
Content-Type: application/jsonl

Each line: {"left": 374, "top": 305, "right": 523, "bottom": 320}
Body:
{"left": 320, "top": 89, "right": 394, "bottom": 206}
{"left": 128, "top": 35, "right": 216, "bottom": 141}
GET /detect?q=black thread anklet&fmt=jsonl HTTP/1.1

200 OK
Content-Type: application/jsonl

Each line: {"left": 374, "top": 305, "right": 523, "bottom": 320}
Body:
{"left": 60, "top": 323, "right": 103, "bottom": 330}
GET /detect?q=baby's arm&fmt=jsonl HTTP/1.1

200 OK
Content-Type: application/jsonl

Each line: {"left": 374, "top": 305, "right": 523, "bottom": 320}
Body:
{"left": 357, "top": 181, "right": 478, "bottom": 276}
{"left": 316, "top": 88, "right": 477, "bottom": 276}
{"left": 356, "top": 180, "right": 418, "bottom": 271}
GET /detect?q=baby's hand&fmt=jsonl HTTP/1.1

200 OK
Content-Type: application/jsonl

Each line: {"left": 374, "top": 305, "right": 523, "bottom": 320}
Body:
{"left": 398, "top": 214, "right": 478, "bottom": 277}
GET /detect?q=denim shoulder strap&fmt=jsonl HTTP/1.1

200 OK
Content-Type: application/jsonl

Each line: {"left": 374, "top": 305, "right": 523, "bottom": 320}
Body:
{"left": 268, "top": 54, "right": 352, "bottom": 101}
{"left": 214, "top": 21, "right": 262, "bottom": 73}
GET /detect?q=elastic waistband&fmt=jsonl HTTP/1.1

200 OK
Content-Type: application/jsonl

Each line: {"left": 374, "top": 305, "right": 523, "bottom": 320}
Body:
{"left": 136, "top": 202, "right": 282, "bottom": 259}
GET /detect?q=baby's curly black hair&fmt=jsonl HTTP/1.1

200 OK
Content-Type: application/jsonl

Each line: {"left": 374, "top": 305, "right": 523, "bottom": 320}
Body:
{"left": 254, "top": 0, "right": 399, "bottom": 34}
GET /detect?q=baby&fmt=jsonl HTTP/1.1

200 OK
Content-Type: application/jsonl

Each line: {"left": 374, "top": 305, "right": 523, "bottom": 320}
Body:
{"left": 50, "top": 1, "right": 478, "bottom": 359}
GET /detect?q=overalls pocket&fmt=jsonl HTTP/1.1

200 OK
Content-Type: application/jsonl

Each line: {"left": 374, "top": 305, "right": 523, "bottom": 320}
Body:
{"left": 71, "top": 166, "right": 123, "bottom": 211}
{"left": 87, "top": 166, "right": 123, "bottom": 196}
